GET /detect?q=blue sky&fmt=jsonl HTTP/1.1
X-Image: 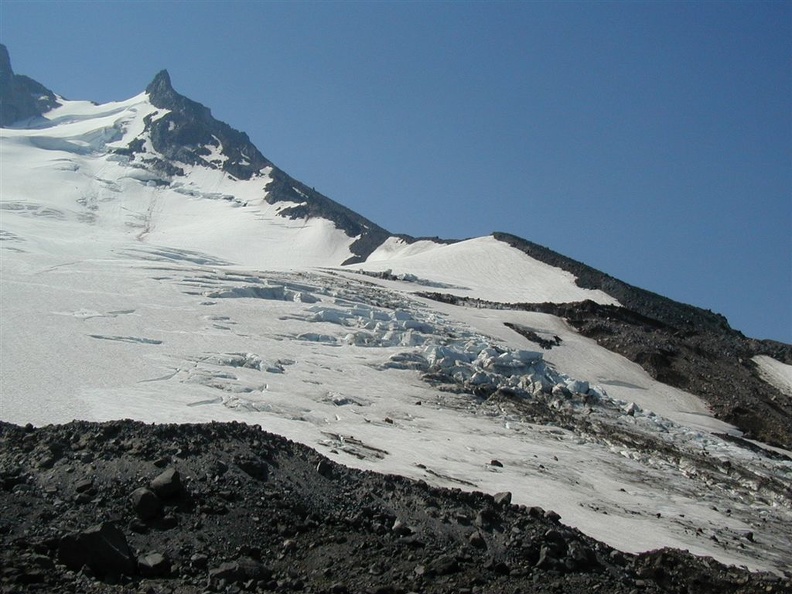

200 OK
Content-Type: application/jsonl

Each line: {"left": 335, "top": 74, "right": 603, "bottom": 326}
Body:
{"left": 2, "top": 1, "right": 790, "bottom": 343}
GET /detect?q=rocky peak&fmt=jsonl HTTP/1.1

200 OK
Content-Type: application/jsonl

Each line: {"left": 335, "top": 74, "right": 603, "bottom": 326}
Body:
{"left": 133, "top": 69, "right": 268, "bottom": 179}
{"left": 146, "top": 69, "right": 172, "bottom": 95}
{"left": 145, "top": 69, "right": 212, "bottom": 123}
{"left": 0, "top": 44, "right": 59, "bottom": 127}
{"left": 0, "top": 43, "right": 14, "bottom": 84}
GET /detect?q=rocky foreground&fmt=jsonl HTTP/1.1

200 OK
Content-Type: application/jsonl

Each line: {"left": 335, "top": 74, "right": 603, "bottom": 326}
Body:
{"left": 1, "top": 420, "right": 788, "bottom": 594}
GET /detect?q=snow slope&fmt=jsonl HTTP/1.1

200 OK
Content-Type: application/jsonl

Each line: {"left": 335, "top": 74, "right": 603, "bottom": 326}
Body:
{"left": 2, "top": 91, "right": 791, "bottom": 575}
{"left": 0, "top": 94, "right": 359, "bottom": 269}
{"left": 359, "top": 235, "right": 619, "bottom": 306}
{"left": 754, "top": 355, "right": 792, "bottom": 399}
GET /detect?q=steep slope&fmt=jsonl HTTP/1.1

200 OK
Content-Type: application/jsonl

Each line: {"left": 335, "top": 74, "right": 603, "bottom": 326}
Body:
{"left": 1, "top": 60, "right": 391, "bottom": 268}
{"left": 1, "top": 420, "right": 784, "bottom": 594}
{"left": 353, "top": 233, "right": 792, "bottom": 447}
{"left": 2, "top": 47, "right": 791, "bottom": 582}
{"left": 128, "top": 69, "right": 392, "bottom": 264}
{"left": 355, "top": 235, "right": 620, "bottom": 306}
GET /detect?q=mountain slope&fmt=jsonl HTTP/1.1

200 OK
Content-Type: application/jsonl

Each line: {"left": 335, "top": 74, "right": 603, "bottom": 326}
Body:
{"left": 133, "top": 68, "right": 392, "bottom": 264}
{"left": 1, "top": 47, "right": 791, "bottom": 580}
{"left": 1, "top": 419, "right": 784, "bottom": 594}
{"left": 350, "top": 232, "right": 792, "bottom": 447}
{"left": 491, "top": 233, "right": 792, "bottom": 448}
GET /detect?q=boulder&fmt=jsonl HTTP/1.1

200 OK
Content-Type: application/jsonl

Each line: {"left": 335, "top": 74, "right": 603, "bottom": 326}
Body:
{"left": 137, "top": 552, "right": 170, "bottom": 577}
{"left": 57, "top": 523, "right": 135, "bottom": 577}
{"left": 130, "top": 487, "right": 161, "bottom": 520}
{"left": 150, "top": 467, "right": 182, "bottom": 498}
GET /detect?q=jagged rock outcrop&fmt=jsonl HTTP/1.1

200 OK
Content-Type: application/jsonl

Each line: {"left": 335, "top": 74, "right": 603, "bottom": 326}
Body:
{"left": 0, "top": 44, "right": 59, "bottom": 126}
{"left": 141, "top": 69, "right": 271, "bottom": 180}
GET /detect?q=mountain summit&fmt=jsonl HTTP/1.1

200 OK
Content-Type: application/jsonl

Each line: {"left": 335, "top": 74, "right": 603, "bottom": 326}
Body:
{"left": 0, "top": 43, "right": 59, "bottom": 126}
{"left": 145, "top": 69, "right": 191, "bottom": 111}
{"left": 1, "top": 45, "right": 792, "bottom": 582}
{"left": 131, "top": 67, "right": 271, "bottom": 180}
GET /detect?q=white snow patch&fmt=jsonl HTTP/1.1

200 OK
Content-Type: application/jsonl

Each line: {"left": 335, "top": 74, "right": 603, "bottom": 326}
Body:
{"left": 754, "top": 355, "right": 792, "bottom": 398}
{"left": 365, "top": 236, "right": 446, "bottom": 260}
{"left": 202, "top": 135, "right": 228, "bottom": 166}
{"left": 352, "top": 236, "right": 619, "bottom": 306}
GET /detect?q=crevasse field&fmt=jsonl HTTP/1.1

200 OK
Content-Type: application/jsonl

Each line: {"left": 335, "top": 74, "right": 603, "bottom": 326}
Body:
{"left": 2, "top": 92, "right": 791, "bottom": 574}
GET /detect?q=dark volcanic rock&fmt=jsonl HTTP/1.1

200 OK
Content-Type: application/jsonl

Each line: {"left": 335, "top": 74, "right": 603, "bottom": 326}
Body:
{"left": 57, "top": 522, "right": 135, "bottom": 577}
{"left": 208, "top": 557, "right": 270, "bottom": 583}
{"left": 130, "top": 487, "right": 161, "bottom": 520}
{"left": 0, "top": 44, "right": 59, "bottom": 127}
{"left": 149, "top": 466, "right": 182, "bottom": 498}
{"left": 143, "top": 69, "right": 270, "bottom": 181}
{"left": 0, "top": 419, "right": 786, "bottom": 593}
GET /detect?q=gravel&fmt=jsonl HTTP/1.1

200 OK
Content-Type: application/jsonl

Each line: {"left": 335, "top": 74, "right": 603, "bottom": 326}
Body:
{"left": 1, "top": 420, "right": 787, "bottom": 594}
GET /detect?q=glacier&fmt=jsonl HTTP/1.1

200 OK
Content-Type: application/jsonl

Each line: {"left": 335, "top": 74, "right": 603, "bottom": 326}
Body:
{"left": 1, "top": 59, "right": 791, "bottom": 576}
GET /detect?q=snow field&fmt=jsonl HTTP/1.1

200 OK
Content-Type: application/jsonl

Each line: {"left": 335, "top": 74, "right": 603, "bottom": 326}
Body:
{"left": 355, "top": 235, "right": 620, "bottom": 306}
{"left": 3, "top": 248, "right": 790, "bottom": 573}
{"left": 0, "top": 94, "right": 359, "bottom": 269}
{"left": 753, "top": 355, "right": 792, "bottom": 399}
{"left": 2, "top": 93, "right": 791, "bottom": 575}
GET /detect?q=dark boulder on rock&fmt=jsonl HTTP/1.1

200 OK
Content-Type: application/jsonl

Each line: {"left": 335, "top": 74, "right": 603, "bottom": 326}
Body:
{"left": 149, "top": 467, "right": 181, "bottom": 499}
{"left": 57, "top": 522, "right": 135, "bottom": 577}
{"left": 208, "top": 557, "right": 271, "bottom": 583}
{"left": 428, "top": 554, "right": 459, "bottom": 576}
{"left": 130, "top": 487, "right": 161, "bottom": 520}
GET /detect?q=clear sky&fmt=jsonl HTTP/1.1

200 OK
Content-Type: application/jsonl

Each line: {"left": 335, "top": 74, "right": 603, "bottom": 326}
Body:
{"left": 1, "top": 1, "right": 790, "bottom": 343}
